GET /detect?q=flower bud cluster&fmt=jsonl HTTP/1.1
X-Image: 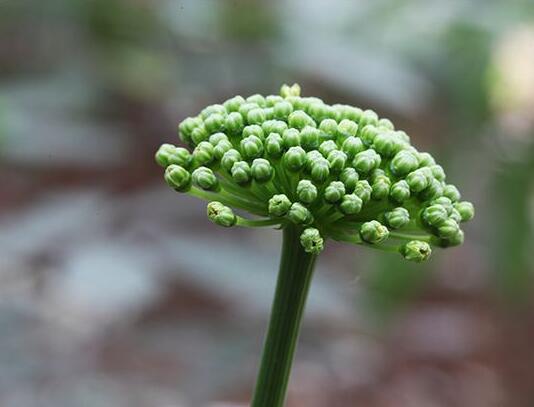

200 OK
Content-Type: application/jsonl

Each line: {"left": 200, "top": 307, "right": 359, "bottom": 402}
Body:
{"left": 156, "top": 84, "right": 474, "bottom": 260}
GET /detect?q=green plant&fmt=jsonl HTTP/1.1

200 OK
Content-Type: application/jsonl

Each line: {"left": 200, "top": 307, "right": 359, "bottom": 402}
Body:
{"left": 156, "top": 84, "right": 474, "bottom": 406}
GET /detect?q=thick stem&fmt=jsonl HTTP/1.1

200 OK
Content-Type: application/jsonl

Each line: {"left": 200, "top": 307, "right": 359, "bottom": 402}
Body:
{"left": 251, "top": 224, "right": 317, "bottom": 407}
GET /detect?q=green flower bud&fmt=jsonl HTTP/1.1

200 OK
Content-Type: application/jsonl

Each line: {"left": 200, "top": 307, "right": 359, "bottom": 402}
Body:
{"left": 238, "top": 102, "right": 260, "bottom": 118}
{"left": 437, "top": 219, "right": 460, "bottom": 239}
{"left": 384, "top": 207, "right": 410, "bottom": 229}
{"left": 319, "top": 118, "right": 338, "bottom": 141}
{"left": 262, "top": 119, "right": 287, "bottom": 135}
{"left": 164, "top": 165, "right": 192, "bottom": 192}
{"left": 213, "top": 140, "right": 234, "bottom": 160}
{"left": 449, "top": 208, "right": 462, "bottom": 223}
{"left": 265, "top": 132, "right": 284, "bottom": 158}
{"left": 360, "top": 220, "right": 389, "bottom": 244}
{"left": 288, "top": 110, "right": 316, "bottom": 129}
{"left": 207, "top": 201, "right": 236, "bottom": 227}
{"left": 418, "top": 152, "right": 436, "bottom": 167}
{"left": 300, "top": 228, "right": 324, "bottom": 254}
{"left": 454, "top": 201, "right": 475, "bottom": 222}
{"left": 251, "top": 158, "right": 273, "bottom": 182}
{"left": 337, "top": 119, "right": 359, "bottom": 140}
{"left": 294, "top": 180, "right": 316, "bottom": 204}
{"left": 406, "top": 169, "right": 429, "bottom": 192}
{"left": 266, "top": 95, "right": 283, "bottom": 106}
{"left": 443, "top": 184, "right": 461, "bottom": 202}
{"left": 419, "top": 179, "right": 444, "bottom": 201}
{"left": 247, "top": 107, "right": 266, "bottom": 125}
{"left": 308, "top": 102, "right": 330, "bottom": 123}
{"left": 288, "top": 202, "right": 313, "bottom": 225}
{"left": 352, "top": 149, "right": 381, "bottom": 174}
{"left": 283, "top": 146, "right": 307, "bottom": 172}
{"left": 324, "top": 181, "right": 346, "bottom": 203}
{"left": 242, "top": 124, "right": 264, "bottom": 140}
{"left": 310, "top": 159, "right": 330, "bottom": 184}
{"left": 178, "top": 116, "right": 202, "bottom": 143}
{"left": 373, "top": 131, "right": 405, "bottom": 157}
{"left": 264, "top": 108, "right": 274, "bottom": 121}
{"left": 353, "top": 180, "right": 372, "bottom": 203}
{"left": 209, "top": 132, "right": 229, "bottom": 146}
{"left": 300, "top": 126, "right": 320, "bottom": 151}
{"left": 240, "top": 135, "right": 264, "bottom": 160}
{"left": 327, "top": 150, "right": 347, "bottom": 172}
{"left": 282, "top": 128, "right": 301, "bottom": 148}
{"left": 201, "top": 104, "right": 226, "bottom": 119}
{"left": 371, "top": 177, "right": 391, "bottom": 200}
{"left": 378, "top": 118, "right": 394, "bottom": 130}
{"left": 221, "top": 149, "right": 242, "bottom": 172}
{"left": 192, "top": 167, "right": 219, "bottom": 191}
{"left": 360, "top": 125, "right": 380, "bottom": 146}
{"left": 319, "top": 140, "right": 337, "bottom": 156}
{"left": 305, "top": 150, "right": 323, "bottom": 171}
{"left": 339, "top": 168, "right": 359, "bottom": 192}
{"left": 223, "top": 95, "right": 245, "bottom": 112}
{"left": 430, "top": 165, "right": 446, "bottom": 181}
{"left": 431, "top": 196, "right": 453, "bottom": 214}
{"left": 401, "top": 240, "right": 431, "bottom": 262}
{"left": 422, "top": 204, "right": 448, "bottom": 227}
{"left": 442, "top": 229, "right": 464, "bottom": 247}
{"left": 391, "top": 150, "right": 419, "bottom": 176}
{"left": 192, "top": 141, "right": 215, "bottom": 166}
{"left": 246, "top": 94, "right": 266, "bottom": 107}
{"left": 224, "top": 111, "right": 244, "bottom": 135}
{"left": 274, "top": 101, "right": 294, "bottom": 120}
{"left": 280, "top": 83, "right": 301, "bottom": 98}
{"left": 334, "top": 104, "right": 362, "bottom": 122}
{"left": 204, "top": 113, "right": 225, "bottom": 133}
{"left": 342, "top": 136, "right": 365, "bottom": 159}
{"left": 389, "top": 180, "right": 411, "bottom": 203}
{"left": 339, "top": 194, "right": 363, "bottom": 215}
{"left": 231, "top": 161, "right": 252, "bottom": 185}
{"left": 155, "top": 144, "right": 192, "bottom": 168}
{"left": 269, "top": 194, "right": 292, "bottom": 217}
{"left": 358, "top": 109, "right": 379, "bottom": 128}
{"left": 191, "top": 125, "right": 209, "bottom": 145}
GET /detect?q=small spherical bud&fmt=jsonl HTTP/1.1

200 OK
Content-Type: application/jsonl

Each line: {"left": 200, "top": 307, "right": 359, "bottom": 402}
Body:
{"left": 431, "top": 196, "right": 453, "bottom": 214}
{"left": 247, "top": 107, "right": 266, "bottom": 125}
{"left": 419, "top": 179, "right": 444, "bottom": 201}
{"left": 308, "top": 158, "right": 329, "bottom": 183}
{"left": 209, "top": 132, "right": 228, "bottom": 146}
{"left": 324, "top": 181, "right": 346, "bottom": 203}
{"left": 246, "top": 94, "right": 266, "bottom": 107}
{"left": 221, "top": 149, "right": 242, "bottom": 172}
{"left": 204, "top": 113, "right": 225, "bottom": 133}
{"left": 384, "top": 207, "right": 410, "bottom": 229}
{"left": 371, "top": 176, "right": 391, "bottom": 200}
{"left": 266, "top": 95, "right": 283, "bottom": 106}
{"left": 308, "top": 102, "right": 330, "bottom": 123}
{"left": 443, "top": 184, "right": 461, "bottom": 202}
{"left": 334, "top": 104, "right": 362, "bottom": 122}
{"left": 319, "top": 118, "right": 338, "bottom": 141}
{"left": 287, "top": 202, "right": 313, "bottom": 225}
{"left": 207, "top": 201, "right": 236, "bottom": 227}
{"left": 283, "top": 146, "right": 307, "bottom": 172}
{"left": 360, "top": 220, "right": 389, "bottom": 244}
{"left": 339, "top": 194, "right": 363, "bottom": 215}
{"left": 418, "top": 152, "right": 436, "bottom": 167}
{"left": 422, "top": 204, "right": 448, "bottom": 227}
{"left": 242, "top": 124, "right": 264, "bottom": 140}
{"left": 288, "top": 110, "right": 316, "bottom": 129}
{"left": 274, "top": 101, "right": 294, "bottom": 119}
{"left": 378, "top": 118, "right": 394, "bottom": 130}
{"left": 442, "top": 229, "right": 464, "bottom": 247}
{"left": 191, "top": 125, "right": 209, "bottom": 145}
{"left": 352, "top": 149, "right": 381, "bottom": 174}
{"left": 401, "top": 240, "right": 431, "bottom": 262}
{"left": 300, "top": 228, "right": 324, "bottom": 254}
{"left": 192, "top": 167, "right": 219, "bottom": 191}
{"left": 327, "top": 150, "right": 347, "bottom": 172}
{"left": 251, "top": 158, "right": 273, "bottom": 182}
{"left": 342, "top": 136, "right": 365, "bottom": 159}
{"left": 192, "top": 141, "right": 215, "bottom": 166}
{"left": 300, "top": 126, "right": 320, "bottom": 151}
{"left": 280, "top": 83, "right": 301, "bottom": 98}
{"left": 430, "top": 165, "right": 446, "bottom": 181}
{"left": 437, "top": 219, "right": 460, "bottom": 239}
{"left": 263, "top": 119, "right": 288, "bottom": 135}
{"left": 201, "top": 104, "right": 226, "bottom": 119}
{"left": 213, "top": 140, "right": 234, "bottom": 160}
{"left": 373, "top": 131, "right": 405, "bottom": 157}
{"left": 240, "top": 135, "right": 264, "bottom": 160}
{"left": 178, "top": 116, "right": 202, "bottom": 143}
{"left": 305, "top": 150, "right": 323, "bottom": 171}
{"left": 223, "top": 95, "right": 245, "bottom": 112}
{"left": 391, "top": 150, "right": 419, "bottom": 176}
{"left": 282, "top": 128, "right": 301, "bottom": 148}
{"left": 155, "top": 144, "right": 192, "bottom": 168}
{"left": 337, "top": 119, "right": 359, "bottom": 140}
{"left": 390, "top": 180, "right": 411, "bottom": 203}
{"left": 164, "top": 165, "right": 192, "bottom": 192}
{"left": 339, "top": 168, "right": 359, "bottom": 192}
{"left": 269, "top": 194, "right": 292, "bottom": 217}
{"left": 454, "top": 201, "right": 475, "bottom": 222}
{"left": 319, "top": 140, "right": 337, "bottom": 156}
{"left": 265, "top": 132, "right": 284, "bottom": 158}
{"left": 406, "top": 169, "right": 429, "bottom": 192}
{"left": 358, "top": 109, "right": 379, "bottom": 128}
{"left": 238, "top": 102, "right": 260, "bottom": 118}
{"left": 297, "top": 180, "right": 318, "bottom": 204}
{"left": 224, "top": 111, "right": 244, "bottom": 135}
{"left": 449, "top": 208, "right": 462, "bottom": 223}
{"left": 353, "top": 180, "right": 372, "bottom": 203}
{"left": 231, "top": 161, "right": 252, "bottom": 185}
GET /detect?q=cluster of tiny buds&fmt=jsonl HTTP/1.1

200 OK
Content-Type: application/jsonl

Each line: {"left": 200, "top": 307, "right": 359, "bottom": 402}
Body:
{"left": 156, "top": 84, "right": 474, "bottom": 261}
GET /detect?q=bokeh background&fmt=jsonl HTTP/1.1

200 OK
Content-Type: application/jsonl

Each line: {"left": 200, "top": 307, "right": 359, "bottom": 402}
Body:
{"left": 1, "top": 1, "right": 534, "bottom": 406}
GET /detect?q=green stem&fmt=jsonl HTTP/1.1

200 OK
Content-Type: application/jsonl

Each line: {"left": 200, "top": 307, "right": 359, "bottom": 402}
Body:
{"left": 251, "top": 224, "right": 317, "bottom": 407}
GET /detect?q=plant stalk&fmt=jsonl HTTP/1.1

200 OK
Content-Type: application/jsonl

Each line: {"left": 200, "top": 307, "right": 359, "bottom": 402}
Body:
{"left": 251, "top": 224, "right": 317, "bottom": 407}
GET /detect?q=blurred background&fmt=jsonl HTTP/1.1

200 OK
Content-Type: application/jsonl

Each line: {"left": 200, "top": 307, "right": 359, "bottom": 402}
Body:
{"left": 1, "top": 0, "right": 534, "bottom": 406}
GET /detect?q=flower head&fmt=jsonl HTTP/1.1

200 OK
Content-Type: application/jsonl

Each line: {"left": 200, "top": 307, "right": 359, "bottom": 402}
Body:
{"left": 156, "top": 84, "right": 475, "bottom": 261}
